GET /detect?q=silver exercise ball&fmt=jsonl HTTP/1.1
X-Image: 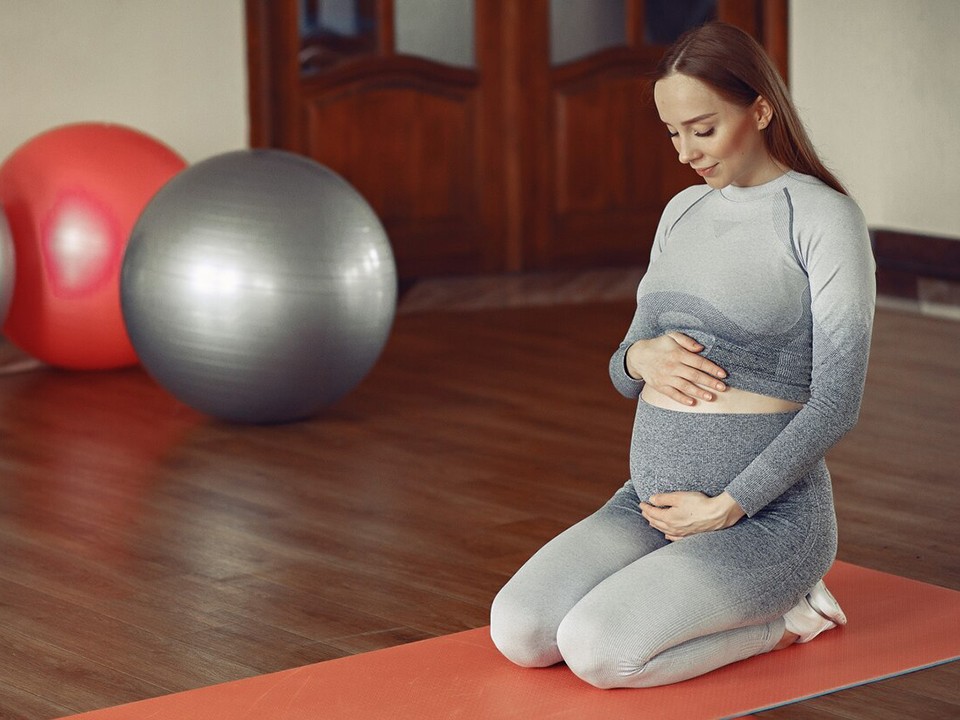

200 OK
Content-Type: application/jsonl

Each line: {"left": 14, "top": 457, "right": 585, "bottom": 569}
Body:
{"left": 0, "top": 208, "right": 14, "bottom": 325}
{"left": 120, "top": 150, "right": 397, "bottom": 424}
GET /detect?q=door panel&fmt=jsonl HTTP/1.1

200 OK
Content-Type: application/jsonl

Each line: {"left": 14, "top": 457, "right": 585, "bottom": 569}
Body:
{"left": 300, "top": 61, "right": 484, "bottom": 274}
{"left": 546, "top": 54, "right": 664, "bottom": 268}
{"left": 527, "top": 0, "right": 787, "bottom": 271}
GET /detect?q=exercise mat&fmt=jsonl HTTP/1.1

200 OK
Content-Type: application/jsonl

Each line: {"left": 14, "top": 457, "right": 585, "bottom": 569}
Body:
{"left": 60, "top": 562, "right": 960, "bottom": 720}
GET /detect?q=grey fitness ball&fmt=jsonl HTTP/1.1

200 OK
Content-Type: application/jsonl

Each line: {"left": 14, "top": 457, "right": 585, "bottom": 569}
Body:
{"left": 121, "top": 150, "right": 397, "bottom": 424}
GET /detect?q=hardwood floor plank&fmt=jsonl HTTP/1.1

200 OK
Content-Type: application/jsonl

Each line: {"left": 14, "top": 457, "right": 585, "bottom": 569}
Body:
{"left": 0, "top": 293, "right": 957, "bottom": 718}
{"left": 0, "top": 683, "right": 73, "bottom": 720}
{"left": 182, "top": 620, "right": 343, "bottom": 674}
{"left": 2, "top": 629, "right": 168, "bottom": 716}
{"left": 757, "top": 666, "right": 960, "bottom": 719}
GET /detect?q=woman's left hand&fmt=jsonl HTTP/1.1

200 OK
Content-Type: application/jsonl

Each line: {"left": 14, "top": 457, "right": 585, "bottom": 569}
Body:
{"left": 639, "top": 491, "right": 746, "bottom": 541}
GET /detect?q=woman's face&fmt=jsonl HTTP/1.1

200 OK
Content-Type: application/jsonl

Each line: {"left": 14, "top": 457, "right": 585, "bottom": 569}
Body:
{"left": 654, "top": 73, "right": 781, "bottom": 189}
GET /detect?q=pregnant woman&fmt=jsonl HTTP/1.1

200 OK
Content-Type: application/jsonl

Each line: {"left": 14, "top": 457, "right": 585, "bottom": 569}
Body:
{"left": 489, "top": 21, "right": 876, "bottom": 688}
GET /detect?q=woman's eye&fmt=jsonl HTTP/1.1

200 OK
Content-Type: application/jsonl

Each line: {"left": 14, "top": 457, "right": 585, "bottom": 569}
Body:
{"left": 666, "top": 128, "right": 713, "bottom": 139}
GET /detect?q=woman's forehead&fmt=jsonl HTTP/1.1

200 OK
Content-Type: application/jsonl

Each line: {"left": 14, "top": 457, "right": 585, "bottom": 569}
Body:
{"left": 655, "top": 74, "right": 731, "bottom": 124}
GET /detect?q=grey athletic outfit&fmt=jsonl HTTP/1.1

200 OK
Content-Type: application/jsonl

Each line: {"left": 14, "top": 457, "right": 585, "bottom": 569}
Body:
{"left": 490, "top": 172, "right": 876, "bottom": 688}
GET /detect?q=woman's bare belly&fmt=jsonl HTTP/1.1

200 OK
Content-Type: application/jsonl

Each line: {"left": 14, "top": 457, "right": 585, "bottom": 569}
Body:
{"left": 641, "top": 383, "right": 804, "bottom": 414}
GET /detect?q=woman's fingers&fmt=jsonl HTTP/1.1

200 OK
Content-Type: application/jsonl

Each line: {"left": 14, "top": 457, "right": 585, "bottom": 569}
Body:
{"left": 663, "top": 361, "right": 725, "bottom": 403}
{"left": 628, "top": 333, "right": 728, "bottom": 403}
{"left": 666, "top": 331, "right": 703, "bottom": 352}
{"left": 667, "top": 333, "right": 727, "bottom": 378}
{"left": 660, "top": 384, "right": 700, "bottom": 406}
{"left": 691, "top": 354, "right": 727, "bottom": 382}
{"left": 665, "top": 336, "right": 728, "bottom": 398}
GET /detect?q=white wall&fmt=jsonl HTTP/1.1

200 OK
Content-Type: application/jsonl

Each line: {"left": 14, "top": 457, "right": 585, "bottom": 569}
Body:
{"left": 0, "top": 0, "right": 248, "bottom": 165}
{"left": 791, "top": 0, "right": 960, "bottom": 239}
{"left": 1, "top": 1, "right": 955, "bottom": 240}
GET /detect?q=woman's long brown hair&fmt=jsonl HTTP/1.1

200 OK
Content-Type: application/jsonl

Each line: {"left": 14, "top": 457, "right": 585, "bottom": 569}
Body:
{"left": 654, "top": 22, "right": 847, "bottom": 195}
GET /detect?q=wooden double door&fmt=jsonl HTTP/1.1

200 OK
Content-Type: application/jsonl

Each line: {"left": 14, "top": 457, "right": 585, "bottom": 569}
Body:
{"left": 247, "top": 0, "right": 787, "bottom": 279}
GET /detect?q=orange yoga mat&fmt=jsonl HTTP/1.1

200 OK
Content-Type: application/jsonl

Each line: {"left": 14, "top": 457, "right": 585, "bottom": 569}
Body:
{"left": 61, "top": 562, "right": 960, "bottom": 720}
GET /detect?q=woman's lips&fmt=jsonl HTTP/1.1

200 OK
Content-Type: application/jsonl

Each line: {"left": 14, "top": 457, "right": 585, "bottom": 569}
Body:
{"left": 695, "top": 164, "right": 717, "bottom": 177}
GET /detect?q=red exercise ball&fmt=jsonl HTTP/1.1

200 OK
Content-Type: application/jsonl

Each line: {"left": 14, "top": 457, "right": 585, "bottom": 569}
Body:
{"left": 0, "top": 123, "right": 186, "bottom": 369}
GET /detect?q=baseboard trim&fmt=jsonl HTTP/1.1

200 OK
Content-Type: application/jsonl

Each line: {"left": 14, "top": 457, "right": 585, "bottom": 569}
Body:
{"left": 871, "top": 228, "right": 960, "bottom": 306}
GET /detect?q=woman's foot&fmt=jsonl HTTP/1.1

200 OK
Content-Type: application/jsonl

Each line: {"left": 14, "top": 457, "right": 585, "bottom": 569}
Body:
{"left": 807, "top": 580, "right": 847, "bottom": 626}
{"left": 782, "top": 580, "right": 847, "bottom": 644}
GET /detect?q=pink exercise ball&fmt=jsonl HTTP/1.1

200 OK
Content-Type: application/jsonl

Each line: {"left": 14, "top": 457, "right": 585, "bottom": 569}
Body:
{"left": 0, "top": 123, "right": 186, "bottom": 369}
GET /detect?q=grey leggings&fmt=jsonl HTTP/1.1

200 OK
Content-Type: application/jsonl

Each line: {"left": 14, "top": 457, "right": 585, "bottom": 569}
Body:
{"left": 489, "top": 400, "right": 837, "bottom": 688}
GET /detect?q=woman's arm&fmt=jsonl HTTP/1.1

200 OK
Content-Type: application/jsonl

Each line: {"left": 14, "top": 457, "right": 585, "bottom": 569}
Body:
{"left": 722, "top": 195, "right": 876, "bottom": 517}
{"left": 609, "top": 185, "right": 719, "bottom": 402}
{"left": 635, "top": 194, "right": 875, "bottom": 538}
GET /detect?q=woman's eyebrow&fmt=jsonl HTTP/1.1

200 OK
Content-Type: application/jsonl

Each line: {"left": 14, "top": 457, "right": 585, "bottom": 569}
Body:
{"left": 679, "top": 112, "right": 718, "bottom": 126}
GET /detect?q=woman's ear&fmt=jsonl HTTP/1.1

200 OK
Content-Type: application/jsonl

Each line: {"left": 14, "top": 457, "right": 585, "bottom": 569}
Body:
{"left": 755, "top": 96, "right": 774, "bottom": 130}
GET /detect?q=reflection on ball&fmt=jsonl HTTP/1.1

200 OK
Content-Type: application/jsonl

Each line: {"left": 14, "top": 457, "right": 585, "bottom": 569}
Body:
{"left": 0, "top": 123, "right": 186, "bottom": 369}
{"left": 120, "top": 150, "right": 397, "bottom": 424}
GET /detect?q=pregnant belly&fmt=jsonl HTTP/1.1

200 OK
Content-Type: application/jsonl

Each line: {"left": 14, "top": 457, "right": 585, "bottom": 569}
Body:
{"left": 641, "top": 383, "right": 804, "bottom": 414}
{"left": 629, "top": 397, "right": 798, "bottom": 498}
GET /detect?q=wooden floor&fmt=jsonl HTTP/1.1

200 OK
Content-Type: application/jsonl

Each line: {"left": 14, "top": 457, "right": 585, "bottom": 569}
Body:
{"left": 0, "top": 272, "right": 957, "bottom": 719}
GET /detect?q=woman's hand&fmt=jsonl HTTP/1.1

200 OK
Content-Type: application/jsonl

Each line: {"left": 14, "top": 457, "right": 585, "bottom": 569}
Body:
{"left": 625, "top": 332, "right": 727, "bottom": 406}
{"left": 639, "top": 491, "right": 745, "bottom": 541}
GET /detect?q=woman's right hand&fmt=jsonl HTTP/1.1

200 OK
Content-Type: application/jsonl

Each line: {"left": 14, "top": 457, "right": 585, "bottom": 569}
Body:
{"left": 625, "top": 332, "right": 728, "bottom": 406}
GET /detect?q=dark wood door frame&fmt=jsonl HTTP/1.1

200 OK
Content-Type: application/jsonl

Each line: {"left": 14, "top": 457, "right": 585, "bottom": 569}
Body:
{"left": 245, "top": 0, "right": 789, "bottom": 278}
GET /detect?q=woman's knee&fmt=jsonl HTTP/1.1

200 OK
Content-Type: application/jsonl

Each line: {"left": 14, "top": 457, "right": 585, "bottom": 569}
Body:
{"left": 556, "top": 608, "right": 664, "bottom": 689}
{"left": 489, "top": 589, "right": 562, "bottom": 668}
{"left": 557, "top": 609, "right": 629, "bottom": 688}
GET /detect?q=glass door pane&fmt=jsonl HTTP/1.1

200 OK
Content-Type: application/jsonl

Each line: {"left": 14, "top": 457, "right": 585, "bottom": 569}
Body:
{"left": 550, "top": 0, "right": 627, "bottom": 66}
{"left": 299, "top": 0, "right": 378, "bottom": 74}
{"left": 644, "top": 0, "right": 716, "bottom": 45}
{"left": 395, "top": 0, "right": 476, "bottom": 68}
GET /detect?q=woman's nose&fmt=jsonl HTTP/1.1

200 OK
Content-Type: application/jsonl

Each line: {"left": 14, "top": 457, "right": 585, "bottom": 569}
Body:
{"left": 677, "top": 138, "right": 701, "bottom": 164}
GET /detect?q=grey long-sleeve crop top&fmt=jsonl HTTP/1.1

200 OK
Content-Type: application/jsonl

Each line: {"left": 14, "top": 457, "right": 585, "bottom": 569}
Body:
{"left": 609, "top": 171, "right": 876, "bottom": 516}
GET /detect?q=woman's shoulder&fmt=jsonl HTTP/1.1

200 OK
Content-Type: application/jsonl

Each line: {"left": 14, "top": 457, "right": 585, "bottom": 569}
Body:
{"left": 785, "top": 173, "right": 872, "bottom": 268}
{"left": 784, "top": 172, "right": 866, "bottom": 227}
